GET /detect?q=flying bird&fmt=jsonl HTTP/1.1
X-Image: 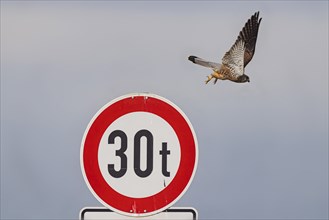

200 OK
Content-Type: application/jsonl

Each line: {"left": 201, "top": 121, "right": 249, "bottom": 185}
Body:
{"left": 188, "top": 12, "right": 262, "bottom": 84}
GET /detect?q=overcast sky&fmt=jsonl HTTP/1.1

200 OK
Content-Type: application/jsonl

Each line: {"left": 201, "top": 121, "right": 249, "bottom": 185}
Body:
{"left": 1, "top": 1, "right": 328, "bottom": 220}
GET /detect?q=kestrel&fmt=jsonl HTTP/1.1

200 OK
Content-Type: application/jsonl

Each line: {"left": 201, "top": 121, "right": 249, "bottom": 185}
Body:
{"left": 188, "top": 12, "right": 262, "bottom": 84}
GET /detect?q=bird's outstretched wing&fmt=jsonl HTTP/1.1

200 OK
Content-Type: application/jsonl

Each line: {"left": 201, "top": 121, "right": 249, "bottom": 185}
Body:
{"left": 188, "top": 56, "right": 221, "bottom": 71}
{"left": 222, "top": 39, "right": 245, "bottom": 77}
{"left": 237, "top": 11, "right": 262, "bottom": 67}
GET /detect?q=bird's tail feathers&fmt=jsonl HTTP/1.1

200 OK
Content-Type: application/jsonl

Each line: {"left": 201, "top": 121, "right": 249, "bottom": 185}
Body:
{"left": 188, "top": 55, "right": 208, "bottom": 66}
{"left": 188, "top": 55, "right": 199, "bottom": 64}
{"left": 188, "top": 55, "right": 221, "bottom": 70}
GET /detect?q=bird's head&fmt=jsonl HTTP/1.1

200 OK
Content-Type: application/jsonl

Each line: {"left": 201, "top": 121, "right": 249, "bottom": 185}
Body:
{"left": 237, "top": 74, "right": 250, "bottom": 83}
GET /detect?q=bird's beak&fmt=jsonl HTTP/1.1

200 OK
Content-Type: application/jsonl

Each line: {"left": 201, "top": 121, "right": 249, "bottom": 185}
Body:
{"left": 248, "top": 79, "right": 250, "bottom": 82}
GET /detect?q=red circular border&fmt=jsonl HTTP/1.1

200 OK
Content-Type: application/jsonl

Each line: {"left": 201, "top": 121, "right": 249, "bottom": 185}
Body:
{"left": 81, "top": 95, "right": 197, "bottom": 215}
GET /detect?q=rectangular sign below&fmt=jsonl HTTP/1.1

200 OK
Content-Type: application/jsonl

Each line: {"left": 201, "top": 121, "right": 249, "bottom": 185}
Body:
{"left": 80, "top": 207, "right": 197, "bottom": 220}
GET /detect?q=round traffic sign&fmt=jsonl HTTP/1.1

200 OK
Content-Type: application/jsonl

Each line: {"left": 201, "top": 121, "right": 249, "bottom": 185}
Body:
{"left": 80, "top": 93, "right": 198, "bottom": 217}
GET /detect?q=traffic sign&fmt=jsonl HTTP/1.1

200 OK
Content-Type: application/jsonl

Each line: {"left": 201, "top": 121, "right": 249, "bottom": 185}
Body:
{"left": 81, "top": 93, "right": 198, "bottom": 217}
{"left": 80, "top": 207, "right": 197, "bottom": 220}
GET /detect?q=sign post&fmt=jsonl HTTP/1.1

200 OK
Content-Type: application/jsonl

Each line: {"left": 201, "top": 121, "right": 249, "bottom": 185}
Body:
{"left": 81, "top": 93, "right": 198, "bottom": 217}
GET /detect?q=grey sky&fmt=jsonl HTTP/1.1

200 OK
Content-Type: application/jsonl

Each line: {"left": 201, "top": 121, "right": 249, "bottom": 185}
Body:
{"left": 1, "top": 1, "right": 328, "bottom": 219}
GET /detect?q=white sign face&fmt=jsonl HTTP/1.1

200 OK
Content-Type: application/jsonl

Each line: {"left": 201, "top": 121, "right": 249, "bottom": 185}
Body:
{"left": 98, "top": 112, "right": 181, "bottom": 198}
{"left": 81, "top": 93, "right": 198, "bottom": 217}
{"left": 80, "top": 207, "right": 197, "bottom": 220}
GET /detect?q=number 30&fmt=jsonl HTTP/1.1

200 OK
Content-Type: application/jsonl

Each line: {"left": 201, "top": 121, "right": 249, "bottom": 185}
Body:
{"left": 107, "top": 129, "right": 153, "bottom": 178}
